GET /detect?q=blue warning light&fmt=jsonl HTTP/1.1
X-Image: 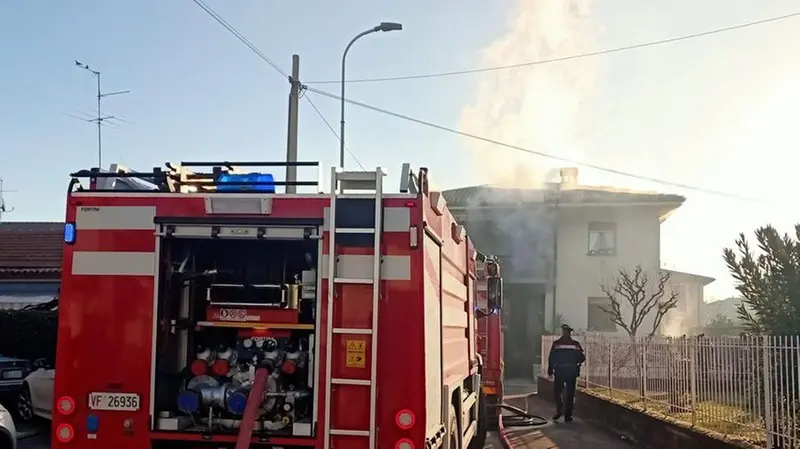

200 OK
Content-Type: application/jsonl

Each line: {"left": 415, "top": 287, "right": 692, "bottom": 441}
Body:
{"left": 217, "top": 173, "right": 276, "bottom": 193}
{"left": 64, "top": 222, "right": 76, "bottom": 245}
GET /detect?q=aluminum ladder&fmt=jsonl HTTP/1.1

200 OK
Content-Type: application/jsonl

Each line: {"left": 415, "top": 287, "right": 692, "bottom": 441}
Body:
{"left": 323, "top": 167, "right": 386, "bottom": 449}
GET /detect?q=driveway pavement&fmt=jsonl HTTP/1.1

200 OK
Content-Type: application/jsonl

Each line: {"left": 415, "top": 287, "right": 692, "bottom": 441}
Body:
{"left": 498, "top": 395, "right": 636, "bottom": 449}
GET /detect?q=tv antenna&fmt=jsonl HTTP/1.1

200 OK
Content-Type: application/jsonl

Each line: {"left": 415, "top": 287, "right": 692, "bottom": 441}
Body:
{"left": 73, "top": 60, "right": 130, "bottom": 169}
{"left": 0, "top": 178, "right": 18, "bottom": 223}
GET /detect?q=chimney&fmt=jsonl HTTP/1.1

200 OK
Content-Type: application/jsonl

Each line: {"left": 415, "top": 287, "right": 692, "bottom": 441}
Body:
{"left": 559, "top": 167, "right": 578, "bottom": 188}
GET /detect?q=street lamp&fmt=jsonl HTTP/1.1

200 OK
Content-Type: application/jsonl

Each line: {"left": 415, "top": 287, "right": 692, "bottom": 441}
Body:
{"left": 339, "top": 22, "right": 403, "bottom": 169}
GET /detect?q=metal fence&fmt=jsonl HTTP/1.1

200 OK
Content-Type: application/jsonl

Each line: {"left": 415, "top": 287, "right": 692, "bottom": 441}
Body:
{"left": 541, "top": 334, "right": 800, "bottom": 448}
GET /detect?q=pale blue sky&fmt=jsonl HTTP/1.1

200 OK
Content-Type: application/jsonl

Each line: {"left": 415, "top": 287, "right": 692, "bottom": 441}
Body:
{"left": 2, "top": 0, "right": 800, "bottom": 298}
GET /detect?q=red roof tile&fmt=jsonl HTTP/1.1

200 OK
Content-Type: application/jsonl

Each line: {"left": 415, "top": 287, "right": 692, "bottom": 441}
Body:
{"left": 0, "top": 222, "right": 64, "bottom": 269}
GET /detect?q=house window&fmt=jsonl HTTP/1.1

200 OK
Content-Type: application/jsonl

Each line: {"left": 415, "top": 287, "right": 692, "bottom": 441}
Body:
{"left": 588, "top": 222, "right": 616, "bottom": 256}
{"left": 587, "top": 297, "right": 617, "bottom": 332}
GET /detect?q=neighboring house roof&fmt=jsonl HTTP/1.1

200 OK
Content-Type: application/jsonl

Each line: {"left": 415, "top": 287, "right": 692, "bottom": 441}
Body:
{"left": 0, "top": 222, "right": 64, "bottom": 271}
{"left": 442, "top": 184, "right": 686, "bottom": 208}
{"left": 663, "top": 269, "right": 715, "bottom": 286}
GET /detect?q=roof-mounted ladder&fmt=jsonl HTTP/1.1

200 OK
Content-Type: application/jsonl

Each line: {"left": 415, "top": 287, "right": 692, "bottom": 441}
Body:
{"left": 323, "top": 167, "right": 386, "bottom": 449}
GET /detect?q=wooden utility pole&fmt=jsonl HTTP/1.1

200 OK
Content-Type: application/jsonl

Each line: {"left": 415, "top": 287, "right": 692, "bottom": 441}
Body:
{"left": 285, "top": 54, "right": 301, "bottom": 194}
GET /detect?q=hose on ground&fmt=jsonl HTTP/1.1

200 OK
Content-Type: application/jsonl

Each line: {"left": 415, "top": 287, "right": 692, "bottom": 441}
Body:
{"left": 498, "top": 403, "right": 549, "bottom": 427}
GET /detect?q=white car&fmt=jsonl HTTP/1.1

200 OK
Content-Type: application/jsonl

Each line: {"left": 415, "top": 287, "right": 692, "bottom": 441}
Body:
{"left": 16, "top": 359, "right": 54, "bottom": 423}
{"left": 0, "top": 403, "right": 17, "bottom": 449}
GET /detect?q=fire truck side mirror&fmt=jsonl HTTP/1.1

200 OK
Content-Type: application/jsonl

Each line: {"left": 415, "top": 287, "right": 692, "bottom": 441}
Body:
{"left": 487, "top": 277, "right": 503, "bottom": 311}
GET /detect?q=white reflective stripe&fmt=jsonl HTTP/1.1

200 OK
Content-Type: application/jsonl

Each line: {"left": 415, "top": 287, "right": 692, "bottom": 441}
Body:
{"left": 76, "top": 206, "right": 156, "bottom": 230}
{"left": 322, "top": 206, "right": 410, "bottom": 232}
{"left": 72, "top": 251, "right": 155, "bottom": 276}
{"left": 321, "top": 255, "right": 410, "bottom": 281}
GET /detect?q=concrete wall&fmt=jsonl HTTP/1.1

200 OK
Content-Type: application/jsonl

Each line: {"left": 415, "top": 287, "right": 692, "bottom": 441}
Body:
{"left": 550, "top": 205, "right": 664, "bottom": 334}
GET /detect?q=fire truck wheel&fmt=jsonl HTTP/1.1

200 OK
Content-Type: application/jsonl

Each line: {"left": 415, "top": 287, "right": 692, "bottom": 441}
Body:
{"left": 449, "top": 405, "right": 460, "bottom": 449}
{"left": 468, "top": 389, "right": 488, "bottom": 449}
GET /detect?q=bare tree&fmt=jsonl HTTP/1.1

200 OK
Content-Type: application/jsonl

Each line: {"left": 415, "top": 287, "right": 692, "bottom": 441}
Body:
{"left": 599, "top": 266, "right": 681, "bottom": 405}
{"left": 599, "top": 265, "right": 679, "bottom": 339}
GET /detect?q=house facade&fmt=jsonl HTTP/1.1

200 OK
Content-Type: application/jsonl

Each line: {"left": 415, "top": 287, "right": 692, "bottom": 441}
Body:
{"left": 0, "top": 222, "right": 63, "bottom": 310}
{"left": 661, "top": 269, "right": 715, "bottom": 336}
{"left": 443, "top": 168, "right": 698, "bottom": 378}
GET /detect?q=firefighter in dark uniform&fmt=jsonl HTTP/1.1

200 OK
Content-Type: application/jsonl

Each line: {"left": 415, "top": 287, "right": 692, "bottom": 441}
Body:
{"left": 546, "top": 324, "right": 585, "bottom": 422}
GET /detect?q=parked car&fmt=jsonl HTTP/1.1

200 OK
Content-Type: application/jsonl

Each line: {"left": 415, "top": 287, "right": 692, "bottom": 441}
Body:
{"left": 0, "top": 403, "right": 16, "bottom": 449}
{"left": 0, "top": 356, "right": 31, "bottom": 396}
{"left": 15, "top": 359, "right": 54, "bottom": 423}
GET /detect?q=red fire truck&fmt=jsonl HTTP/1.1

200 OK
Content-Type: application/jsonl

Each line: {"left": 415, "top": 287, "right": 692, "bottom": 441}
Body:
{"left": 52, "top": 161, "right": 504, "bottom": 449}
{"left": 476, "top": 256, "right": 503, "bottom": 430}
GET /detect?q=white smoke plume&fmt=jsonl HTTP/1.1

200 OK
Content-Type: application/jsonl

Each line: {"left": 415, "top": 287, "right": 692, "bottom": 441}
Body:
{"left": 457, "top": 0, "right": 599, "bottom": 306}
{"left": 459, "top": 0, "right": 598, "bottom": 187}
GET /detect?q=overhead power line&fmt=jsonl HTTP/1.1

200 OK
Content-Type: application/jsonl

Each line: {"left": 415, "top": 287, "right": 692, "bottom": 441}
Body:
{"left": 191, "top": 0, "right": 770, "bottom": 202}
{"left": 191, "top": 0, "right": 289, "bottom": 79}
{"left": 304, "top": 94, "right": 366, "bottom": 170}
{"left": 304, "top": 87, "right": 765, "bottom": 202}
{"left": 304, "top": 11, "right": 800, "bottom": 84}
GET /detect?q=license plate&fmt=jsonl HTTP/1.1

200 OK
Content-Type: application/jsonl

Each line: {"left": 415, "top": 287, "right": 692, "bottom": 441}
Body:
{"left": 2, "top": 370, "right": 22, "bottom": 379}
{"left": 88, "top": 392, "right": 140, "bottom": 411}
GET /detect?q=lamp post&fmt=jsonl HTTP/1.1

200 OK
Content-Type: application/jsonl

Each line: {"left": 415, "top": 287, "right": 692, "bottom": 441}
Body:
{"left": 339, "top": 22, "right": 403, "bottom": 169}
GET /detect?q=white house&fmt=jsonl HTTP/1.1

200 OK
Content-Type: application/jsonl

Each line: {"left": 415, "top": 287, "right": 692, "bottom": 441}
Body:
{"left": 443, "top": 168, "right": 712, "bottom": 377}
{"left": 661, "top": 269, "right": 715, "bottom": 336}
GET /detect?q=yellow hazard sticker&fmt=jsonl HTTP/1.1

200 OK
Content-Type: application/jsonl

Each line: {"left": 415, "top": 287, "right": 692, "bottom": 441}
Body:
{"left": 345, "top": 339, "right": 366, "bottom": 368}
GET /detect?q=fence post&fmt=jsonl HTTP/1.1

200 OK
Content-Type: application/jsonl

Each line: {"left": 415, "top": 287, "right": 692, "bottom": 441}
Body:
{"left": 762, "top": 335, "right": 773, "bottom": 449}
{"left": 641, "top": 339, "right": 648, "bottom": 411}
{"left": 689, "top": 337, "right": 697, "bottom": 426}
{"left": 584, "top": 335, "right": 590, "bottom": 388}
{"left": 608, "top": 342, "right": 613, "bottom": 398}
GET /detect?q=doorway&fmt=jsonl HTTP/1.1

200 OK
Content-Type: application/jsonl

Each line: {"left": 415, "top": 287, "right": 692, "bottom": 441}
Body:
{"left": 502, "top": 283, "right": 546, "bottom": 380}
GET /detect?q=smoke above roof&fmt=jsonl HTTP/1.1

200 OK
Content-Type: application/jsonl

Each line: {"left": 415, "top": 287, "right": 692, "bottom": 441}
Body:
{"left": 455, "top": 0, "right": 597, "bottom": 275}
{"left": 459, "top": 0, "right": 597, "bottom": 189}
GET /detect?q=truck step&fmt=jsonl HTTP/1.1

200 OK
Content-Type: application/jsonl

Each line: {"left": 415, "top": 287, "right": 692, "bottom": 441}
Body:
{"left": 330, "top": 429, "right": 370, "bottom": 437}
{"left": 331, "top": 378, "right": 371, "bottom": 386}
{"left": 332, "top": 328, "right": 372, "bottom": 335}
{"left": 334, "top": 277, "right": 374, "bottom": 285}
{"left": 335, "top": 227, "right": 376, "bottom": 234}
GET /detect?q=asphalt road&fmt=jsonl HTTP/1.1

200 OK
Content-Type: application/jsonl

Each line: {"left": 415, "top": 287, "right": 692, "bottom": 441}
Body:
{"left": 485, "top": 431, "right": 505, "bottom": 448}
{"left": 16, "top": 423, "right": 49, "bottom": 449}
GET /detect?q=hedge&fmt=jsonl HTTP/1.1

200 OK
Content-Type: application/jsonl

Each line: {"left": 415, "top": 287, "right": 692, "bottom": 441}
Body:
{"left": 0, "top": 310, "right": 58, "bottom": 363}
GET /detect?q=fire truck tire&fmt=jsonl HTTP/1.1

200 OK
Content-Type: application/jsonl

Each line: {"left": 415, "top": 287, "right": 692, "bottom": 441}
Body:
{"left": 449, "top": 405, "right": 460, "bottom": 449}
{"left": 468, "top": 389, "right": 488, "bottom": 449}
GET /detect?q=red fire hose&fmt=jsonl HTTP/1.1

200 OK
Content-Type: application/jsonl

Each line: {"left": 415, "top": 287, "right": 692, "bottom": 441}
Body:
{"left": 234, "top": 367, "right": 269, "bottom": 449}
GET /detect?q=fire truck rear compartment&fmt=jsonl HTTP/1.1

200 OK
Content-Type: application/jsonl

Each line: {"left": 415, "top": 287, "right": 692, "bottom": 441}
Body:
{"left": 152, "top": 235, "right": 319, "bottom": 438}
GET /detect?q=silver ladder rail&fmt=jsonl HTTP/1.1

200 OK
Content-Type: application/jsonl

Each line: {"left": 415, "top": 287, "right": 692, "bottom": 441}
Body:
{"left": 324, "top": 167, "right": 386, "bottom": 449}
